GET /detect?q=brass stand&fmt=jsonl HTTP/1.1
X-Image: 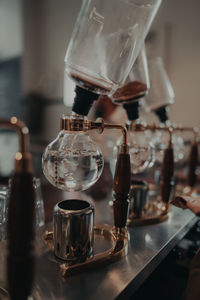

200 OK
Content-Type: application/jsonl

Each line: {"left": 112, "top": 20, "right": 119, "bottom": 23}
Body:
{"left": 127, "top": 123, "right": 199, "bottom": 226}
{"left": 128, "top": 201, "right": 170, "bottom": 226}
{"left": 109, "top": 196, "right": 170, "bottom": 226}
{"left": 126, "top": 122, "right": 174, "bottom": 226}
{"left": 43, "top": 225, "right": 129, "bottom": 277}
{"left": 42, "top": 115, "right": 131, "bottom": 276}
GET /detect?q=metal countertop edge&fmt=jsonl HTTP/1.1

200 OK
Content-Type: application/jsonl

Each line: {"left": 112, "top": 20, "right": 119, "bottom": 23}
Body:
{"left": 115, "top": 215, "right": 199, "bottom": 300}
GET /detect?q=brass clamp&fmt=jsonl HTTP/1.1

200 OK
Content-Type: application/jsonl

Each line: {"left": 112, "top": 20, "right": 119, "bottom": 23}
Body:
{"left": 60, "top": 115, "right": 128, "bottom": 154}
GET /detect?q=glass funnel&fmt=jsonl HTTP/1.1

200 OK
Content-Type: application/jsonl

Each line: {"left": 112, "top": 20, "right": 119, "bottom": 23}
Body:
{"left": 128, "top": 128, "right": 155, "bottom": 174}
{"left": 111, "top": 45, "right": 150, "bottom": 105}
{"left": 65, "top": 0, "right": 162, "bottom": 95}
{"left": 152, "top": 122, "right": 185, "bottom": 164}
{"left": 144, "top": 57, "right": 175, "bottom": 113}
{"left": 115, "top": 120, "right": 155, "bottom": 174}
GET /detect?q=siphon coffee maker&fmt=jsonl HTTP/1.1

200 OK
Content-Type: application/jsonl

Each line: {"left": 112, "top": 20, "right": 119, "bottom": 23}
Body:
{"left": 143, "top": 57, "right": 185, "bottom": 164}
{"left": 42, "top": 0, "right": 162, "bottom": 275}
{"left": 112, "top": 45, "right": 156, "bottom": 174}
{"left": 127, "top": 122, "right": 175, "bottom": 225}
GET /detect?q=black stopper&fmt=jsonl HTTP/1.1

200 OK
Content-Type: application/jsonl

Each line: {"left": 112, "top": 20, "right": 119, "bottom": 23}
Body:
{"left": 123, "top": 101, "right": 139, "bottom": 121}
{"left": 72, "top": 85, "right": 99, "bottom": 116}
{"left": 155, "top": 106, "right": 169, "bottom": 123}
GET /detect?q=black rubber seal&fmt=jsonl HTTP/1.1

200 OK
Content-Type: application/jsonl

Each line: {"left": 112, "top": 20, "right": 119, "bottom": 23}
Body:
{"left": 72, "top": 86, "right": 99, "bottom": 116}
{"left": 123, "top": 101, "right": 139, "bottom": 121}
{"left": 154, "top": 106, "right": 169, "bottom": 123}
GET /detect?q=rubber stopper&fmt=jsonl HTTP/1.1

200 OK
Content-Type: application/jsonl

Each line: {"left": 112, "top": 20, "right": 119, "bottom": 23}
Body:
{"left": 72, "top": 86, "right": 99, "bottom": 116}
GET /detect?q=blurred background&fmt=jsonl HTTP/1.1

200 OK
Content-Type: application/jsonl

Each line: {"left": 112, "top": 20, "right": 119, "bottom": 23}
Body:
{"left": 0, "top": 0, "right": 200, "bottom": 178}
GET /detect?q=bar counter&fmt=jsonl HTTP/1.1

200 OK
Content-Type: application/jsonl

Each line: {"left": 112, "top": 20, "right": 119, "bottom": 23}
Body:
{"left": 0, "top": 184, "right": 198, "bottom": 300}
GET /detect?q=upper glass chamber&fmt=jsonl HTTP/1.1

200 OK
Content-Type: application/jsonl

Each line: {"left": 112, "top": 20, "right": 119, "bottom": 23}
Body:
{"left": 65, "top": 0, "right": 162, "bottom": 95}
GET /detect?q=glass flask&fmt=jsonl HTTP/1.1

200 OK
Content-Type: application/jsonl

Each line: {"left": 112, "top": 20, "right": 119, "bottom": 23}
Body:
{"left": 42, "top": 116, "right": 104, "bottom": 192}
{"left": 128, "top": 130, "right": 155, "bottom": 173}
{"left": 115, "top": 120, "right": 155, "bottom": 174}
{"left": 65, "top": 0, "right": 162, "bottom": 95}
{"left": 152, "top": 122, "right": 185, "bottom": 164}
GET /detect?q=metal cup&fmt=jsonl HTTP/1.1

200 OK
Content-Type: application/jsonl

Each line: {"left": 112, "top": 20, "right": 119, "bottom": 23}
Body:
{"left": 130, "top": 180, "right": 149, "bottom": 217}
{"left": 53, "top": 199, "right": 94, "bottom": 261}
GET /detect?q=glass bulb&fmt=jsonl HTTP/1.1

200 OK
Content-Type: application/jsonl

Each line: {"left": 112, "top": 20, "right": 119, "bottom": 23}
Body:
{"left": 173, "top": 134, "right": 185, "bottom": 162}
{"left": 115, "top": 130, "right": 155, "bottom": 174}
{"left": 42, "top": 130, "right": 104, "bottom": 191}
{"left": 152, "top": 130, "right": 185, "bottom": 163}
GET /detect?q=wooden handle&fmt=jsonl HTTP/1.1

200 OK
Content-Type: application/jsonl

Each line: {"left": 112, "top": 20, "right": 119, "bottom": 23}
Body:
{"left": 113, "top": 153, "right": 131, "bottom": 228}
{"left": 188, "top": 142, "right": 198, "bottom": 187}
{"left": 160, "top": 146, "right": 174, "bottom": 203}
{"left": 7, "top": 173, "right": 35, "bottom": 300}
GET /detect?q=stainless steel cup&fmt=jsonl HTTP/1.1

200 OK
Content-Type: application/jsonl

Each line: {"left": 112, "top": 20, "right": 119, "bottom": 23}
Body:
{"left": 53, "top": 199, "right": 94, "bottom": 261}
{"left": 130, "top": 180, "right": 149, "bottom": 217}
